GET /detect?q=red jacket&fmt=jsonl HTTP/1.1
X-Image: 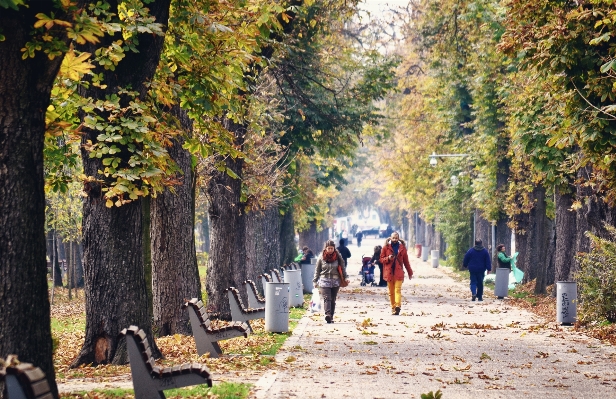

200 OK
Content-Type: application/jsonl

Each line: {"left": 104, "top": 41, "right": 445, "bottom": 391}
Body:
{"left": 380, "top": 238, "right": 413, "bottom": 282}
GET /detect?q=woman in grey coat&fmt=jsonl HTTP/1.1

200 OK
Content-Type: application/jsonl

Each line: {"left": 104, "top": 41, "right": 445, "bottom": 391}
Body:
{"left": 313, "top": 239, "right": 350, "bottom": 323}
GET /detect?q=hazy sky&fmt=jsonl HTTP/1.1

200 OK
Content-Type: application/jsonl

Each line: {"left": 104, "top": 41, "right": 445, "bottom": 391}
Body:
{"left": 359, "top": 0, "right": 410, "bottom": 18}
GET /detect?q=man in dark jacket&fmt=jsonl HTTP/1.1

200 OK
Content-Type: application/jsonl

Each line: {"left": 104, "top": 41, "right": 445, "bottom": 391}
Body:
{"left": 337, "top": 239, "right": 352, "bottom": 269}
{"left": 463, "top": 239, "right": 491, "bottom": 301}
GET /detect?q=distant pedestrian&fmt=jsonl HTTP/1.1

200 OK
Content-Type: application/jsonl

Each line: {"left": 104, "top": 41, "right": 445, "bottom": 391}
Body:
{"left": 355, "top": 230, "right": 364, "bottom": 248}
{"left": 380, "top": 232, "right": 413, "bottom": 315}
{"left": 300, "top": 246, "right": 314, "bottom": 264}
{"left": 341, "top": 229, "right": 349, "bottom": 246}
{"left": 463, "top": 239, "right": 492, "bottom": 301}
{"left": 496, "top": 244, "right": 513, "bottom": 270}
{"left": 337, "top": 239, "right": 352, "bottom": 267}
{"left": 313, "top": 240, "right": 349, "bottom": 323}
{"left": 370, "top": 245, "right": 386, "bottom": 287}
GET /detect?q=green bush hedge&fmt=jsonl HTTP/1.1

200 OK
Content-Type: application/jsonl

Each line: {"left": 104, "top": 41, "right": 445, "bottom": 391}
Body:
{"left": 576, "top": 226, "right": 616, "bottom": 324}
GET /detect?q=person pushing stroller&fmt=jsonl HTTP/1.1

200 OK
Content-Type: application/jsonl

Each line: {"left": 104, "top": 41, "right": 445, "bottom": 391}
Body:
{"left": 360, "top": 255, "right": 377, "bottom": 286}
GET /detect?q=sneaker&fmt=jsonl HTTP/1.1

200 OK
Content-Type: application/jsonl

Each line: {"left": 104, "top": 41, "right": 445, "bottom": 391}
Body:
{"left": 325, "top": 315, "right": 332, "bottom": 323}
{"left": 394, "top": 307, "right": 401, "bottom": 315}
{"left": 472, "top": 295, "right": 476, "bottom": 301}
{"left": 478, "top": 298, "right": 483, "bottom": 302}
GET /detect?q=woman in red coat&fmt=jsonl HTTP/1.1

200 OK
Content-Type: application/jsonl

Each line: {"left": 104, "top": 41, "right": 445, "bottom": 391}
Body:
{"left": 380, "top": 232, "right": 413, "bottom": 315}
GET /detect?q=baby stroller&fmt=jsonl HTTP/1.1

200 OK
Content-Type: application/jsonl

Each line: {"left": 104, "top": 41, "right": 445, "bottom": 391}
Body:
{"left": 360, "top": 255, "right": 377, "bottom": 286}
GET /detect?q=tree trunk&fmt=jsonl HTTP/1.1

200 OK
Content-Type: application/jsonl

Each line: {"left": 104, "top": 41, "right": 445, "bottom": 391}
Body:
{"left": 299, "top": 220, "right": 321, "bottom": 256}
{"left": 142, "top": 196, "right": 153, "bottom": 321}
{"left": 279, "top": 206, "right": 298, "bottom": 267}
{"left": 416, "top": 215, "right": 425, "bottom": 245}
{"left": 545, "top": 219, "right": 556, "bottom": 288}
{"left": 73, "top": 0, "right": 171, "bottom": 365}
{"left": 151, "top": 108, "right": 200, "bottom": 336}
{"left": 475, "top": 213, "right": 491, "bottom": 250}
{"left": 245, "top": 207, "right": 282, "bottom": 291}
{"left": 424, "top": 223, "right": 434, "bottom": 249}
{"left": 520, "top": 185, "right": 552, "bottom": 294}
{"left": 206, "top": 119, "right": 246, "bottom": 318}
{"left": 75, "top": 242, "right": 85, "bottom": 288}
{"left": 53, "top": 234, "right": 64, "bottom": 287}
{"left": 0, "top": 6, "right": 65, "bottom": 396}
{"left": 554, "top": 187, "right": 577, "bottom": 284}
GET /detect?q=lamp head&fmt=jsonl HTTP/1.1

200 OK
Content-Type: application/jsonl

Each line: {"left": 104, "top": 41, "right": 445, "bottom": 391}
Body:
{"left": 429, "top": 156, "right": 437, "bottom": 167}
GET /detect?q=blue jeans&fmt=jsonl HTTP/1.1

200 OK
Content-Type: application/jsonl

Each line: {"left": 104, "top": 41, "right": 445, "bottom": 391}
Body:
{"left": 469, "top": 270, "right": 486, "bottom": 299}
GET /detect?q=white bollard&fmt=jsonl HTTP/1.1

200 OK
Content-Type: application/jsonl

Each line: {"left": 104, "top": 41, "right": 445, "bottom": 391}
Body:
{"left": 421, "top": 246, "right": 429, "bottom": 262}
{"left": 556, "top": 281, "right": 577, "bottom": 325}
{"left": 431, "top": 250, "right": 439, "bottom": 268}
{"left": 284, "top": 270, "right": 304, "bottom": 307}
{"left": 265, "top": 282, "right": 289, "bottom": 333}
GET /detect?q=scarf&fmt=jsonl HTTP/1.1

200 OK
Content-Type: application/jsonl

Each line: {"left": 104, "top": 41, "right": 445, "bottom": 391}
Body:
{"left": 323, "top": 250, "right": 338, "bottom": 263}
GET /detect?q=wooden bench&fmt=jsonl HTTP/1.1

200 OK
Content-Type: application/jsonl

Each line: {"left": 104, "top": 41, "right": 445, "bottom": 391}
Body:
{"left": 270, "top": 269, "right": 282, "bottom": 283}
{"left": 226, "top": 287, "right": 266, "bottom": 333}
{"left": 0, "top": 355, "right": 53, "bottom": 399}
{"left": 120, "top": 326, "right": 212, "bottom": 399}
{"left": 259, "top": 273, "right": 272, "bottom": 290}
{"left": 182, "top": 299, "right": 249, "bottom": 358}
{"left": 243, "top": 280, "right": 265, "bottom": 309}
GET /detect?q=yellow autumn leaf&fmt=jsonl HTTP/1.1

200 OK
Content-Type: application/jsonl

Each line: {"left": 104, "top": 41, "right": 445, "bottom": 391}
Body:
{"left": 60, "top": 50, "right": 94, "bottom": 81}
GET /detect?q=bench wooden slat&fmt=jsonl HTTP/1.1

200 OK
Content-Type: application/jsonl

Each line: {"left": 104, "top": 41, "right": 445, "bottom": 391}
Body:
{"left": 184, "top": 298, "right": 249, "bottom": 357}
{"left": 121, "top": 326, "right": 212, "bottom": 399}
{"left": 31, "top": 379, "right": 51, "bottom": 396}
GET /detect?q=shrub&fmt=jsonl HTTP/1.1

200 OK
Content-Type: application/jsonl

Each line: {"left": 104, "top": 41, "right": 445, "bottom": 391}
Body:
{"left": 576, "top": 226, "right": 616, "bottom": 324}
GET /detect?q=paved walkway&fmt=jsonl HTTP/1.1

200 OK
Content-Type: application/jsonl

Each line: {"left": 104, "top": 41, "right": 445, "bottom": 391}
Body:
{"left": 251, "top": 255, "right": 616, "bottom": 399}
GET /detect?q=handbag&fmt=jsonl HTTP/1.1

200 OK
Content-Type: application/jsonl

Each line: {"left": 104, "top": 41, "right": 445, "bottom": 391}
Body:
{"left": 338, "top": 264, "right": 349, "bottom": 287}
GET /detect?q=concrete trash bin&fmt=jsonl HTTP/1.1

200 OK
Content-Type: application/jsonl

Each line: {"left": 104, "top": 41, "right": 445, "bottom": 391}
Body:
{"left": 421, "top": 246, "right": 429, "bottom": 262}
{"left": 301, "top": 263, "right": 315, "bottom": 294}
{"left": 431, "top": 250, "right": 439, "bottom": 268}
{"left": 310, "top": 257, "right": 317, "bottom": 264}
{"left": 284, "top": 269, "right": 304, "bottom": 307}
{"left": 556, "top": 281, "right": 577, "bottom": 325}
{"left": 265, "top": 282, "right": 289, "bottom": 333}
{"left": 494, "top": 268, "right": 510, "bottom": 299}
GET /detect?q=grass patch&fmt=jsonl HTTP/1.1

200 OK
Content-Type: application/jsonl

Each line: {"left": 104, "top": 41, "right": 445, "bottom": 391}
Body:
{"left": 62, "top": 381, "right": 251, "bottom": 399}
{"left": 52, "top": 316, "right": 85, "bottom": 335}
{"left": 257, "top": 320, "right": 298, "bottom": 356}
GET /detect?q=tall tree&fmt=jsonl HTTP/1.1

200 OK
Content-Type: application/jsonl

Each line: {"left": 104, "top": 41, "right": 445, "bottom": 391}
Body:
{"left": 151, "top": 106, "right": 199, "bottom": 336}
{"left": 73, "top": 0, "right": 172, "bottom": 365}
{"left": 0, "top": 1, "right": 99, "bottom": 394}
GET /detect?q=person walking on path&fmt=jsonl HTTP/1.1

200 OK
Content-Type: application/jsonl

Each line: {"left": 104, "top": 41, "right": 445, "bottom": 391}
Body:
{"left": 336, "top": 239, "right": 351, "bottom": 270}
{"left": 341, "top": 229, "right": 349, "bottom": 246}
{"left": 355, "top": 230, "right": 364, "bottom": 247}
{"left": 313, "top": 240, "right": 349, "bottom": 323}
{"left": 496, "top": 243, "right": 513, "bottom": 270}
{"left": 370, "top": 245, "right": 386, "bottom": 287}
{"left": 463, "top": 239, "right": 492, "bottom": 301}
{"left": 380, "top": 232, "right": 413, "bottom": 315}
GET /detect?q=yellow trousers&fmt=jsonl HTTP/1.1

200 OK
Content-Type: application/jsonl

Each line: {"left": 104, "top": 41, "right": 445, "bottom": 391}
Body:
{"left": 387, "top": 280, "right": 403, "bottom": 310}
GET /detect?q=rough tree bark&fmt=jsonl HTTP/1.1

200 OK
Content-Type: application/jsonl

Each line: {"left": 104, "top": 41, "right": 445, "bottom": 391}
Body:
{"left": 299, "top": 220, "right": 322, "bottom": 256}
{"left": 424, "top": 223, "right": 434, "bottom": 249}
{"left": 72, "top": 0, "right": 171, "bottom": 365}
{"left": 279, "top": 207, "right": 298, "bottom": 267}
{"left": 475, "top": 213, "right": 491, "bottom": 249}
{"left": 245, "top": 207, "right": 282, "bottom": 289}
{"left": 206, "top": 119, "right": 247, "bottom": 318}
{"left": 151, "top": 107, "right": 200, "bottom": 336}
{"left": 0, "top": 5, "right": 69, "bottom": 396}
{"left": 522, "top": 185, "right": 552, "bottom": 294}
{"left": 554, "top": 187, "right": 577, "bottom": 284}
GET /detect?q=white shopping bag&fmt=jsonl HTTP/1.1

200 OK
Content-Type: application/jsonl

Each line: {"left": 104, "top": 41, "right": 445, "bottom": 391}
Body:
{"left": 310, "top": 288, "right": 321, "bottom": 312}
